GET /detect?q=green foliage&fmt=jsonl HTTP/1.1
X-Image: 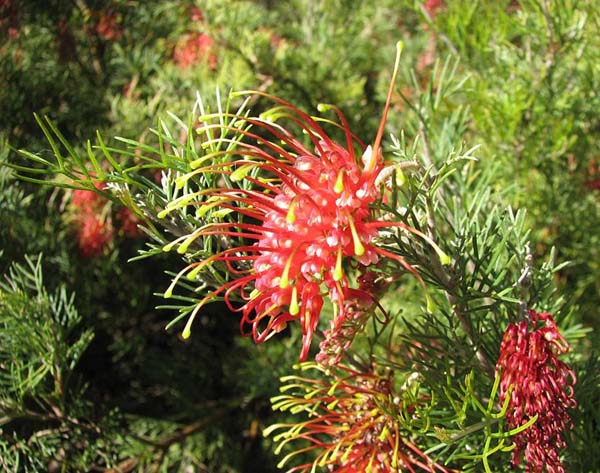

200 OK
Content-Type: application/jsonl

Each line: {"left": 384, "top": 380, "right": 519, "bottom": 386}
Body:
{"left": 432, "top": 0, "right": 600, "bottom": 328}
{"left": 0, "top": 255, "right": 286, "bottom": 471}
{"left": 1, "top": 0, "right": 599, "bottom": 471}
{"left": 0, "top": 255, "right": 97, "bottom": 470}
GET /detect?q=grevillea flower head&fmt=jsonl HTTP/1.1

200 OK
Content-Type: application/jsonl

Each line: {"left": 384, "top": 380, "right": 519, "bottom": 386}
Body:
{"left": 264, "top": 363, "right": 452, "bottom": 472}
{"left": 495, "top": 309, "right": 577, "bottom": 473}
{"left": 162, "top": 43, "right": 448, "bottom": 360}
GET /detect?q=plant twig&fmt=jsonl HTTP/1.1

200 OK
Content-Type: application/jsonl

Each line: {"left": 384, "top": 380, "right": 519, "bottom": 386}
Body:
{"left": 418, "top": 118, "right": 495, "bottom": 378}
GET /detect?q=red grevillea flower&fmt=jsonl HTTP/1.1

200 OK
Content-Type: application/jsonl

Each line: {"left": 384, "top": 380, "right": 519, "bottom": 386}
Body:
{"left": 163, "top": 44, "right": 447, "bottom": 360}
{"left": 69, "top": 182, "right": 142, "bottom": 256}
{"left": 70, "top": 183, "right": 114, "bottom": 257}
{"left": 424, "top": 0, "right": 444, "bottom": 19}
{"left": 495, "top": 310, "right": 577, "bottom": 473}
{"left": 71, "top": 182, "right": 106, "bottom": 211}
{"left": 265, "top": 363, "right": 452, "bottom": 472}
{"left": 76, "top": 213, "right": 114, "bottom": 257}
{"left": 173, "top": 32, "right": 217, "bottom": 70}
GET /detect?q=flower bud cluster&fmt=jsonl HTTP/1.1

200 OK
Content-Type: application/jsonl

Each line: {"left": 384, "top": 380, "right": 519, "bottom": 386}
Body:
{"left": 496, "top": 309, "right": 577, "bottom": 473}
{"left": 316, "top": 272, "right": 386, "bottom": 367}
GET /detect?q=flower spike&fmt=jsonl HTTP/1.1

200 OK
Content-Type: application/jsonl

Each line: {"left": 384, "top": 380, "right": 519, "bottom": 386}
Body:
{"left": 495, "top": 310, "right": 577, "bottom": 473}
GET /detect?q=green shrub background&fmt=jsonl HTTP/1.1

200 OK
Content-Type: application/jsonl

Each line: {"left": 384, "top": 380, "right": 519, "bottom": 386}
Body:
{"left": 1, "top": 1, "right": 598, "bottom": 471}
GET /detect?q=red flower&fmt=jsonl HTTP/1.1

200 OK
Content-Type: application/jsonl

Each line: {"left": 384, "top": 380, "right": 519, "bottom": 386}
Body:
{"left": 68, "top": 181, "right": 144, "bottom": 256}
{"left": 265, "top": 363, "right": 452, "bottom": 473}
{"left": 163, "top": 46, "right": 444, "bottom": 360}
{"left": 189, "top": 6, "right": 204, "bottom": 22}
{"left": 584, "top": 178, "right": 600, "bottom": 190}
{"left": 173, "top": 32, "right": 217, "bottom": 70}
{"left": 496, "top": 310, "right": 577, "bottom": 473}
{"left": 424, "top": 0, "right": 444, "bottom": 19}
{"left": 240, "top": 133, "right": 388, "bottom": 360}
{"left": 71, "top": 182, "right": 106, "bottom": 211}
{"left": 95, "top": 11, "right": 122, "bottom": 41}
{"left": 76, "top": 213, "right": 114, "bottom": 257}
{"left": 70, "top": 183, "right": 114, "bottom": 257}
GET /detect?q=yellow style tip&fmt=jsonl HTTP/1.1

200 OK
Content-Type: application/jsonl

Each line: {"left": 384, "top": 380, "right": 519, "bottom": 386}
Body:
{"left": 286, "top": 207, "right": 296, "bottom": 224}
{"left": 334, "top": 169, "right": 345, "bottom": 193}
{"left": 289, "top": 287, "right": 300, "bottom": 315}
{"left": 439, "top": 251, "right": 452, "bottom": 265}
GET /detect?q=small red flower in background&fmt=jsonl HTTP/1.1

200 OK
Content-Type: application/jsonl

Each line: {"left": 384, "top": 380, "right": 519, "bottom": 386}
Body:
{"left": 266, "top": 364, "right": 452, "bottom": 473}
{"left": 173, "top": 32, "right": 217, "bottom": 70}
{"left": 69, "top": 182, "right": 143, "bottom": 257}
{"left": 189, "top": 5, "right": 204, "bottom": 22}
{"left": 71, "top": 184, "right": 114, "bottom": 257}
{"left": 496, "top": 310, "right": 577, "bottom": 473}
{"left": 584, "top": 158, "right": 600, "bottom": 191}
{"left": 424, "top": 0, "right": 444, "bottom": 19}
{"left": 71, "top": 182, "right": 106, "bottom": 210}
{"left": 76, "top": 214, "right": 114, "bottom": 258}
{"left": 95, "top": 11, "right": 122, "bottom": 41}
